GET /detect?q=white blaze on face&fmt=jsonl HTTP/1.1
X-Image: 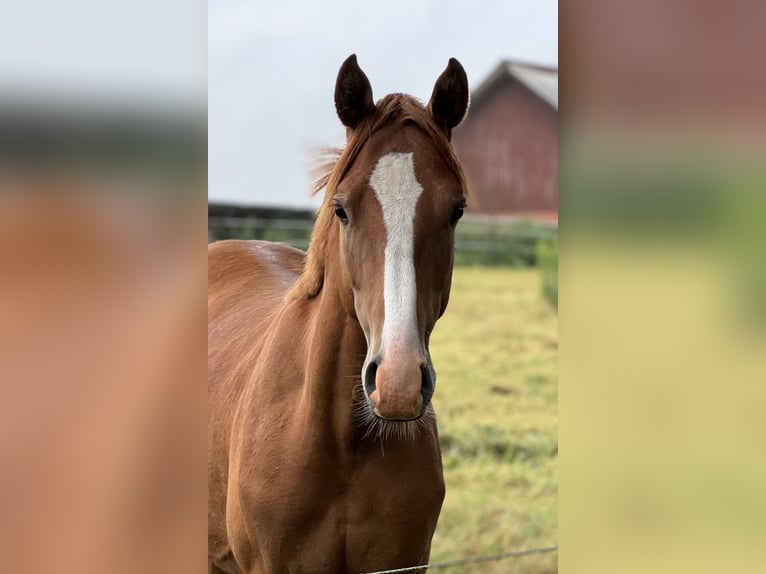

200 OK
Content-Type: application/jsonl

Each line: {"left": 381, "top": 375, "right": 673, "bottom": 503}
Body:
{"left": 369, "top": 152, "right": 423, "bottom": 352}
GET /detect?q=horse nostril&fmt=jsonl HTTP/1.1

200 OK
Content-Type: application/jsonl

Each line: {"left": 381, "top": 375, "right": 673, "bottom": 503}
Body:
{"left": 420, "top": 364, "right": 434, "bottom": 406}
{"left": 363, "top": 360, "right": 378, "bottom": 397}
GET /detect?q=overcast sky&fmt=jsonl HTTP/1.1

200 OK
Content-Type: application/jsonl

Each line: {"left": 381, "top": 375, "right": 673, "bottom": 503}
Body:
{"left": 209, "top": 0, "right": 558, "bottom": 208}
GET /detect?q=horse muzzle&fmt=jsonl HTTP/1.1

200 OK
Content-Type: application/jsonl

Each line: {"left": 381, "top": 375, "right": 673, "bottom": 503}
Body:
{"left": 363, "top": 350, "right": 434, "bottom": 421}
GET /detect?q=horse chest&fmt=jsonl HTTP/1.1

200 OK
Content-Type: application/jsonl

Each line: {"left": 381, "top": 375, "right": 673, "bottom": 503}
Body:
{"left": 235, "top": 430, "right": 445, "bottom": 573}
{"left": 343, "top": 450, "right": 445, "bottom": 571}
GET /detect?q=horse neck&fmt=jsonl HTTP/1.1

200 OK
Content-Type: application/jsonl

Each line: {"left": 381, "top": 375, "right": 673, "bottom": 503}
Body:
{"left": 297, "top": 249, "right": 366, "bottom": 441}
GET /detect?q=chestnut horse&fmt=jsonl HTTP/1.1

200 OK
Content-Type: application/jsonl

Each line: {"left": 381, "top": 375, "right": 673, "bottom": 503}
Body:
{"left": 208, "top": 55, "right": 469, "bottom": 574}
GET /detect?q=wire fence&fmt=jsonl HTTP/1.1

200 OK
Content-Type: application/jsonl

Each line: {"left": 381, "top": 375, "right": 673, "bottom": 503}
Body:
{"left": 361, "top": 544, "right": 558, "bottom": 573}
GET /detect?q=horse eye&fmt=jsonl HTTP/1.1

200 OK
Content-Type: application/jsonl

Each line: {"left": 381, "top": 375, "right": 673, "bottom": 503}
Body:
{"left": 334, "top": 204, "right": 349, "bottom": 225}
{"left": 449, "top": 205, "right": 464, "bottom": 226}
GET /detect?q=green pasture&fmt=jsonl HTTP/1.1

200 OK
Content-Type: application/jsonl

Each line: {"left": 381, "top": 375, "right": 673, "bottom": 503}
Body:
{"left": 429, "top": 267, "right": 558, "bottom": 573}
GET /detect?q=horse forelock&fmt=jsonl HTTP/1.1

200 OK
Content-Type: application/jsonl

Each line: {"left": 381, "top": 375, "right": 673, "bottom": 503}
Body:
{"left": 286, "top": 93, "right": 467, "bottom": 301}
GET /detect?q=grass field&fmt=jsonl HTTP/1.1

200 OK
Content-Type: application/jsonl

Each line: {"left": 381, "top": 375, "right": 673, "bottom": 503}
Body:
{"left": 428, "top": 267, "right": 558, "bottom": 573}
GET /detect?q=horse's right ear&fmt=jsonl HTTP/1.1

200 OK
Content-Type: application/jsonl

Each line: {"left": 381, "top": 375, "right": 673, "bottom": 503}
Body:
{"left": 334, "top": 54, "right": 375, "bottom": 129}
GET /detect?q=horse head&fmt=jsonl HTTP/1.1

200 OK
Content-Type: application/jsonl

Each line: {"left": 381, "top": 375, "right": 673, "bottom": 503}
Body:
{"left": 329, "top": 55, "right": 469, "bottom": 422}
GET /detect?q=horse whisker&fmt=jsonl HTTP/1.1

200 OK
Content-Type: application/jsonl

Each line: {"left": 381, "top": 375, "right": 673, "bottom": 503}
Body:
{"left": 351, "top": 381, "right": 432, "bottom": 443}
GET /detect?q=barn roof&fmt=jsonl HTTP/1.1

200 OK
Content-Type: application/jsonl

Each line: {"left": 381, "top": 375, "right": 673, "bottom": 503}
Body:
{"left": 471, "top": 60, "right": 558, "bottom": 112}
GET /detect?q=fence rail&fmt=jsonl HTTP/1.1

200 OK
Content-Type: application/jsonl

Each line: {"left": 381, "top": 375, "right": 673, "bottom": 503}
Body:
{"left": 208, "top": 216, "right": 316, "bottom": 231}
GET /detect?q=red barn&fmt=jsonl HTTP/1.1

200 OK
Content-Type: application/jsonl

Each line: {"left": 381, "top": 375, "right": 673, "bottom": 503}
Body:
{"left": 453, "top": 60, "right": 558, "bottom": 222}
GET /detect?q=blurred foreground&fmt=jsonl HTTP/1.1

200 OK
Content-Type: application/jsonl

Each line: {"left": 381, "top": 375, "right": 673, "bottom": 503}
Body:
{"left": 0, "top": 4, "right": 206, "bottom": 564}
{"left": 562, "top": 150, "right": 766, "bottom": 574}
{"left": 1, "top": 0, "right": 207, "bottom": 567}
{"left": 0, "top": 189, "right": 207, "bottom": 574}
{"left": 560, "top": 1, "right": 766, "bottom": 570}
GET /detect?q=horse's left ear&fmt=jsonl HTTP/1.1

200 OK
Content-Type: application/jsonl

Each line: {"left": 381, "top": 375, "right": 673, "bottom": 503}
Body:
{"left": 428, "top": 58, "right": 469, "bottom": 140}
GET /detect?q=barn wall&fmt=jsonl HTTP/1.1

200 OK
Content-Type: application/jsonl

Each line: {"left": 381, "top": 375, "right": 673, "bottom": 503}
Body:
{"left": 452, "top": 79, "right": 558, "bottom": 217}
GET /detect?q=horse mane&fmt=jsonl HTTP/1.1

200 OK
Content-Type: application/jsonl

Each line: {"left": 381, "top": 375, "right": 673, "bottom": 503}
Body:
{"left": 286, "top": 93, "right": 468, "bottom": 301}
